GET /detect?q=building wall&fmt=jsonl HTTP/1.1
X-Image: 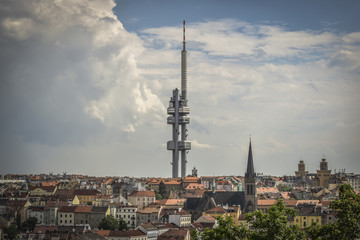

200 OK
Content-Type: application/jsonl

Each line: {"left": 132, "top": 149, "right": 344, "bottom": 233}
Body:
{"left": 128, "top": 196, "right": 155, "bottom": 208}
{"left": 77, "top": 195, "right": 97, "bottom": 205}
{"left": 169, "top": 214, "right": 191, "bottom": 227}
{"left": 74, "top": 212, "right": 90, "bottom": 226}
{"left": 349, "top": 175, "right": 360, "bottom": 191}
{"left": 27, "top": 209, "right": 44, "bottom": 225}
{"left": 58, "top": 212, "right": 74, "bottom": 226}
{"left": 111, "top": 206, "right": 137, "bottom": 229}
{"left": 292, "top": 215, "right": 321, "bottom": 229}
{"left": 137, "top": 213, "right": 160, "bottom": 225}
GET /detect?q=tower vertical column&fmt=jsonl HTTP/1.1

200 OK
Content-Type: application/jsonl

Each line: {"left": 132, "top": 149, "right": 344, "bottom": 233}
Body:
{"left": 244, "top": 138, "right": 257, "bottom": 212}
{"left": 167, "top": 20, "right": 191, "bottom": 179}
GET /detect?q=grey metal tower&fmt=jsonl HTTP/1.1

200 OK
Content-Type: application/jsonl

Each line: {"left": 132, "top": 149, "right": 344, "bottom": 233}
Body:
{"left": 167, "top": 20, "right": 191, "bottom": 178}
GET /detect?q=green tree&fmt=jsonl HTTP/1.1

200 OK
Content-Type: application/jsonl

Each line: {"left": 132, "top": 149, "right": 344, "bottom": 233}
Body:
{"left": 118, "top": 217, "right": 129, "bottom": 231}
{"left": 245, "top": 199, "right": 305, "bottom": 240}
{"left": 21, "top": 217, "right": 38, "bottom": 231}
{"left": 159, "top": 181, "right": 167, "bottom": 199}
{"left": 192, "top": 215, "right": 248, "bottom": 240}
{"left": 98, "top": 215, "right": 120, "bottom": 230}
{"left": 155, "top": 192, "right": 163, "bottom": 200}
{"left": 278, "top": 184, "right": 293, "bottom": 192}
{"left": 5, "top": 223, "right": 18, "bottom": 240}
{"left": 308, "top": 184, "right": 360, "bottom": 240}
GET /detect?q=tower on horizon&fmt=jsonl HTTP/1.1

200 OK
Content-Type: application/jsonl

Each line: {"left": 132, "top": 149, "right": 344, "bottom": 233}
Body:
{"left": 167, "top": 20, "right": 191, "bottom": 178}
{"left": 295, "top": 160, "right": 309, "bottom": 176}
{"left": 244, "top": 138, "right": 257, "bottom": 212}
{"left": 316, "top": 158, "right": 331, "bottom": 188}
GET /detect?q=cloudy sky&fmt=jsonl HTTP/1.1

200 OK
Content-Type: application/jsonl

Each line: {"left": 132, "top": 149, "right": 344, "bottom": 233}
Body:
{"left": 1, "top": 0, "right": 359, "bottom": 177}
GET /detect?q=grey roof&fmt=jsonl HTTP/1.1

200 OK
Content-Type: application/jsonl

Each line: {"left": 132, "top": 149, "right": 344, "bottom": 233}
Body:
{"left": 184, "top": 191, "right": 245, "bottom": 211}
{"left": 90, "top": 206, "right": 108, "bottom": 213}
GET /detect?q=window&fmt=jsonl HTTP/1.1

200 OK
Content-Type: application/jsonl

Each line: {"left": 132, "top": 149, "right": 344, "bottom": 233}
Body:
{"left": 60, "top": 214, "right": 63, "bottom": 218}
{"left": 65, "top": 214, "right": 67, "bottom": 218}
{"left": 65, "top": 220, "right": 67, "bottom": 223}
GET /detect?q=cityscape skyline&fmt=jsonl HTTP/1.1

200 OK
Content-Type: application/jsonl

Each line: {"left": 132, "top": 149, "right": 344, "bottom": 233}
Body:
{"left": 1, "top": 0, "right": 360, "bottom": 177}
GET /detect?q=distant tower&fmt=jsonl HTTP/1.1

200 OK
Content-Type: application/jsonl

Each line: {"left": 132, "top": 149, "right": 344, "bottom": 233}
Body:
{"left": 316, "top": 158, "right": 331, "bottom": 188}
{"left": 244, "top": 138, "right": 257, "bottom": 212}
{"left": 167, "top": 20, "right": 191, "bottom": 178}
{"left": 192, "top": 167, "right": 198, "bottom": 177}
{"left": 295, "top": 160, "right": 309, "bottom": 176}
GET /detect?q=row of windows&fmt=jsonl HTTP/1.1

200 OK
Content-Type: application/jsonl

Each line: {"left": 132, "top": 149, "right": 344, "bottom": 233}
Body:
{"left": 116, "top": 214, "right": 134, "bottom": 219}
{"left": 59, "top": 220, "right": 72, "bottom": 224}
{"left": 79, "top": 196, "right": 93, "bottom": 200}
{"left": 116, "top": 209, "right": 136, "bottom": 212}
{"left": 136, "top": 198, "right": 155, "bottom": 201}
{"left": 295, "top": 218, "right": 319, "bottom": 223}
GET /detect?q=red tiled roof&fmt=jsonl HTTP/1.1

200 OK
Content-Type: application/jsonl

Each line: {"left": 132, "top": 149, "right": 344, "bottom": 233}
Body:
{"left": 33, "top": 226, "right": 58, "bottom": 233}
{"left": 58, "top": 206, "right": 77, "bottom": 213}
{"left": 41, "top": 182, "right": 58, "bottom": 187}
{"left": 204, "top": 206, "right": 226, "bottom": 214}
{"left": 74, "top": 206, "right": 92, "bottom": 213}
{"left": 103, "top": 179, "right": 113, "bottom": 185}
{"left": 29, "top": 185, "right": 56, "bottom": 192}
{"left": 164, "top": 180, "right": 181, "bottom": 185}
{"left": 94, "top": 230, "right": 110, "bottom": 237}
{"left": 257, "top": 199, "right": 277, "bottom": 206}
{"left": 109, "top": 230, "right": 145, "bottom": 237}
{"left": 158, "top": 229, "right": 188, "bottom": 240}
{"left": 128, "top": 190, "right": 155, "bottom": 197}
{"left": 171, "top": 209, "right": 190, "bottom": 216}
{"left": 73, "top": 189, "right": 100, "bottom": 196}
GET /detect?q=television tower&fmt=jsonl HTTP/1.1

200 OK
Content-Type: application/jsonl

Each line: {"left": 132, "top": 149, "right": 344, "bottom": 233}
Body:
{"left": 167, "top": 20, "right": 191, "bottom": 178}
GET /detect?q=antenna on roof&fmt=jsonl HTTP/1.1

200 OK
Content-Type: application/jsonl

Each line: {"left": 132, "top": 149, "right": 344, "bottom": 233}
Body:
{"left": 183, "top": 20, "right": 186, "bottom": 42}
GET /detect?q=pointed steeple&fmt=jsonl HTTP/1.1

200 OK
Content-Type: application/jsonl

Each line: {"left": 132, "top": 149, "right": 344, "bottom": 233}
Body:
{"left": 245, "top": 138, "right": 255, "bottom": 178}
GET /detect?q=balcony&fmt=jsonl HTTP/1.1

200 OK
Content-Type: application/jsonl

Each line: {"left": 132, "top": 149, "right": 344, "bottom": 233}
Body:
{"left": 167, "top": 141, "right": 175, "bottom": 150}
{"left": 178, "top": 141, "right": 191, "bottom": 150}
{"left": 179, "top": 116, "right": 190, "bottom": 124}
{"left": 167, "top": 116, "right": 175, "bottom": 124}
{"left": 167, "top": 107, "right": 175, "bottom": 115}
{"left": 179, "top": 107, "right": 190, "bottom": 114}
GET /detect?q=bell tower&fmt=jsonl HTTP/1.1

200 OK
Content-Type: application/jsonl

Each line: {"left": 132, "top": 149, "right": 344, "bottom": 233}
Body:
{"left": 244, "top": 138, "right": 257, "bottom": 212}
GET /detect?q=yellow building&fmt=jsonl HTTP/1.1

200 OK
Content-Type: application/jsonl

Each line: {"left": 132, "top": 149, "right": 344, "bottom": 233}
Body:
{"left": 288, "top": 204, "right": 322, "bottom": 229}
{"left": 74, "top": 189, "right": 100, "bottom": 205}
{"left": 202, "top": 206, "right": 241, "bottom": 225}
{"left": 291, "top": 215, "right": 321, "bottom": 228}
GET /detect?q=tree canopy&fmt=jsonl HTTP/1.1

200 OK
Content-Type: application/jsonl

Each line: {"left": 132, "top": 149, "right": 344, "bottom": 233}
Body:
{"left": 307, "top": 184, "right": 360, "bottom": 240}
{"left": 193, "top": 185, "right": 360, "bottom": 240}
{"left": 21, "top": 216, "right": 38, "bottom": 231}
{"left": 192, "top": 215, "right": 248, "bottom": 240}
{"left": 98, "top": 215, "right": 128, "bottom": 231}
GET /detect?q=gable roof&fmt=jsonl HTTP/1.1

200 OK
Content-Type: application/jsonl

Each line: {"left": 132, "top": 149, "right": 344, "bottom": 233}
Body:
{"left": 108, "top": 230, "right": 146, "bottom": 237}
{"left": 203, "top": 206, "right": 226, "bottom": 215}
{"left": 128, "top": 190, "right": 155, "bottom": 197}
{"left": 58, "top": 206, "right": 77, "bottom": 213}
{"left": 73, "top": 189, "right": 100, "bottom": 196}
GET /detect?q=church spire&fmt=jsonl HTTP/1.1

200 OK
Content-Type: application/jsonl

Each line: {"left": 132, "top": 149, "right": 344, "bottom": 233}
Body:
{"left": 245, "top": 138, "right": 255, "bottom": 178}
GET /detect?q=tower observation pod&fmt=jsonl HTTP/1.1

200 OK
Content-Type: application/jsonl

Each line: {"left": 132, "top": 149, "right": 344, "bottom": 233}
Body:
{"left": 167, "top": 20, "right": 191, "bottom": 178}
